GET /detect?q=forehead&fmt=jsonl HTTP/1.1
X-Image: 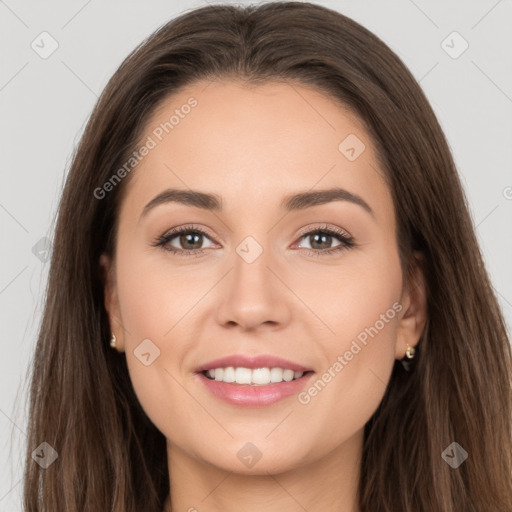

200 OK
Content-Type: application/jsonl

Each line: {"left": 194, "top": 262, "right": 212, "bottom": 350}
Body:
{"left": 120, "top": 79, "right": 391, "bottom": 221}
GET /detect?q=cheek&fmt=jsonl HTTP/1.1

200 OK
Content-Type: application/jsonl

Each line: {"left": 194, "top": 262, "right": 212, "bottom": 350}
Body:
{"left": 292, "top": 244, "right": 402, "bottom": 430}
{"left": 115, "top": 244, "right": 204, "bottom": 340}
{"left": 293, "top": 310, "right": 400, "bottom": 464}
{"left": 112, "top": 246, "right": 200, "bottom": 433}
{"left": 294, "top": 238, "right": 403, "bottom": 349}
{"left": 327, "top": 243, "right": 403, "bottom": 380}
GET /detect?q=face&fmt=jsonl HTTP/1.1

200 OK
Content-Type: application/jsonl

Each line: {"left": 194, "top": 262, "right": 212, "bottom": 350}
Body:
{"left": 101, "top": 79, "right": 425, "bottom": 475}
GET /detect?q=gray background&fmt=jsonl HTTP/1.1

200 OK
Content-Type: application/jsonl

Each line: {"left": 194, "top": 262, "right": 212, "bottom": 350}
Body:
{"left": 1, "top": 0, "right": 511, "bottom": 509}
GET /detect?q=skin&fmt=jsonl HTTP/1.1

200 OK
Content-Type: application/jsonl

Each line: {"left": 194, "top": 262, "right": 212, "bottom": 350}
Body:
{"left": 101, "top": 79, "right": 427, "bottom": 512}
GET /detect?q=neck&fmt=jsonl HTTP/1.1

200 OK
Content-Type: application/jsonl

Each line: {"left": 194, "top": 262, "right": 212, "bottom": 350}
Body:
{"left": 164, "top": 429, "right": 363, "bottom": 512}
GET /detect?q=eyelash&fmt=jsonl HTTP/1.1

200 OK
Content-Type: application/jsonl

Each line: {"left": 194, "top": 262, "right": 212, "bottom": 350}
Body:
{"left": 152, "top": 223, "right": 356, "bottom": 258}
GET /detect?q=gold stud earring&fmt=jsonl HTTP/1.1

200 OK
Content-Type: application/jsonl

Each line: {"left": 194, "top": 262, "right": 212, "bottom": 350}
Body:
{"left": 405, "top": 343, "right": 416, "bottom": 359}
{"left": 110, "top": 333, "right": 117, "bottom": 348}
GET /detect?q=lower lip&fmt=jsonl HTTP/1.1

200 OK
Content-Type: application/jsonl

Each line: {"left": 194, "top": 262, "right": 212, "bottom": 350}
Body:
{"left": 197, "top": 372, "right": 314, "bottom": 407}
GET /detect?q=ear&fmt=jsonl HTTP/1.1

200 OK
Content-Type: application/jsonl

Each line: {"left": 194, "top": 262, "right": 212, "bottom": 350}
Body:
{"left": 395, "top": 251, "right": 427, "bottom": 359}
{"left": 99, "top": 253, "right": 125, "bottom": 352}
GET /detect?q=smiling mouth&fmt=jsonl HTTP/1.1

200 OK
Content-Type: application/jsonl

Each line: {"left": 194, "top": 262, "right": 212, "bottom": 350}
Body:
{"left": 201, "top": 367, "right": 314, "bottom": 386}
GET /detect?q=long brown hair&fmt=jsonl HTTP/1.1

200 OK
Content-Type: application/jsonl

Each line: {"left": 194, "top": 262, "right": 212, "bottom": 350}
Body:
{"left": 23, "top": 2, "right": 512, "bottom": 510}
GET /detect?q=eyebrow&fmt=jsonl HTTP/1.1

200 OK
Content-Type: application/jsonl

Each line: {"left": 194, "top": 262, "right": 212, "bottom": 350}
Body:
{"left": 140, "top": 187, "right": 374, "bottom": 219}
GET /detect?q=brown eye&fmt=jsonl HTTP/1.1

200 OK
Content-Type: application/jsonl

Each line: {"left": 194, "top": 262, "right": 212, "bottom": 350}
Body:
{"left": 153, "top": 225, "right": 216, "bottom": 256}
{"left": 303, "top": 231, "right": 340, "bottom": 250}
{"left": 294, "top": 225, "right": 355, "bottom": 257}
{"left": 176, "top": 231, "right": 204, "bottom": 250}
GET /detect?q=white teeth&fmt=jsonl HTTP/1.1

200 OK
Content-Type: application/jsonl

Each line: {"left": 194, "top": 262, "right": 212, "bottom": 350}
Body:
{"left": 223, "top": 366, "right": 235, "bottom": 382}
{"left": 204, "top": 366, "right": 305, "bottom": 385}
{"left": 283, "top": 369, "right": 294, "bottom": 382}
{"left": 252, "top": 368, "right": 270, "bottom": 385}
{"left": 270, "top": 367, "right": 283, "bottom": 383}
{"left": 235, "top": 367, "right": 252, "bottom": 384}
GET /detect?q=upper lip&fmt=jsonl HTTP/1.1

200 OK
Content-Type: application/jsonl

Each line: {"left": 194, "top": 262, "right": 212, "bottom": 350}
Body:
{"left": 195, "top": 355, "right": 313, "bottom": 373}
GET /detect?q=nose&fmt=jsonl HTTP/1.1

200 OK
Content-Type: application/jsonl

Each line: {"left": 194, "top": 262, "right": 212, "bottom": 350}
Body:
{"left": 215, "top": 245, "right": 292, "bottom": 332}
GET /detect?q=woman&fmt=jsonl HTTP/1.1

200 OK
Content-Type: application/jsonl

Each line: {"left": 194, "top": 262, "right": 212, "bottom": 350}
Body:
{"left": 23, "top": 2, "right": 512, "bottom": 511}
